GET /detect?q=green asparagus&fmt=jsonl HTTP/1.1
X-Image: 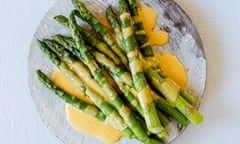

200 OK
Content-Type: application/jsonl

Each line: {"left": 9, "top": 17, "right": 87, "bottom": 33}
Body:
{"left": 110, "top": 74, "right": 143, "bottom": 116}
{"left": 106, "top": 6, "right": 125, "bottom": 49}
{"left": 118, "top": 0, "right": 168, "bottom": 137}
{"left": 127, "top": 0, "right": 155, "bottom": 58}
{"left": 153, "top": 94, "right": 189, "bottom": 127}
{"left": 36, "top": 70, "right": 106, "bottom": 121}
{"left": 179, "top": 88, "right": 196, "bottom": 105}
{"left": 157, "top": 110, "right": 170, "bottom": 127}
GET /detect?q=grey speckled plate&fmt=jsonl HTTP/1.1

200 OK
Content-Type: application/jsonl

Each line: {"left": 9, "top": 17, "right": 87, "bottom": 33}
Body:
{"left": 28, "top": 0, "right": 206, "bottom": 144}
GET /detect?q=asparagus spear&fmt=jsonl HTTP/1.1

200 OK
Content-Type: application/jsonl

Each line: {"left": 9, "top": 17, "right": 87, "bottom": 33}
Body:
{"left": 94, "top": 51, "right": 133, "bottom": 87}
{"left": 106, "top": 6, "right": 125, "bottom": 48}
{"left": 157, "top": 110, "right": 170, "bottom": 127}
{"left": 36, "top": 70, "right": 106, "bottom": 121}
{"left": 54, "top": 15, "right": 121, "bottom": 66}
{"left": 125, "top": 0, "right": 167, "bottom": 80}
{"left": 37, "top": 40, "right": 134, "bottom": 138}
{"left": 179, "top": 89, "right": 196, "bottom": 105}
{"left": 71, "top": 0, "right": 129, "bottom": 67}
{"left": 153, "top": 93, "right": 189, "bottom": 127}
{"left": 68, "top": 11, "right": 148, "bottom": 141}
{"left": 118, "top": 0, "right": 168, "bottom": 137}
{"left": 126, "top": 0, "right": 155, "bottom": 58}
{"left": 125, "top": 0, "right": 166, "bottom": 76}
{"left": 110, "top": 73, "right": 143, "bottom": 115}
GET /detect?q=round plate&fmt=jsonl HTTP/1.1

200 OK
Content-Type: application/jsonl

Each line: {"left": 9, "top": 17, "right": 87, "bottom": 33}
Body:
{"left": 28, "top": 0, "right": 206, "bottom": 143}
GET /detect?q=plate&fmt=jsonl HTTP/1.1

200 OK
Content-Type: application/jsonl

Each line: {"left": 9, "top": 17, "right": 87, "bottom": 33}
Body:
{"left": 28, "top": 0, "right": 206, "bottom": 143}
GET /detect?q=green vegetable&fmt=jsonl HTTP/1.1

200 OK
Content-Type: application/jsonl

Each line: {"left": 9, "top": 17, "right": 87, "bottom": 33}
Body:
{"left": 36, "top": 69, "right": 106, "bottom": 121}
{"left": 157, "top": 110, "right": 170, "bottom": 127}
{"left": 118, "top": 0, "right": 168, "bottom": 137}
{"left": 180, "top": 88, "right": 196, "bottom": 105}
{"left": 106, "top": 6, "right": 125, "bottom": 49}
{"left": 153, "top": 93, "right": 189, "bottom": 127}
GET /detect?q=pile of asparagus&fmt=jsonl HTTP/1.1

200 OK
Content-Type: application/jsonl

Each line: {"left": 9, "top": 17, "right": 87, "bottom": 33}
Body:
{"left": 36, "top": 0, "right": 203, "bottom": 143}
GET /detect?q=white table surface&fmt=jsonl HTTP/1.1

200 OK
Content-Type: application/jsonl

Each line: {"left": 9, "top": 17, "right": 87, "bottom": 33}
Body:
{"left": 0, "top": 0, "right": 240, "bottom": 144}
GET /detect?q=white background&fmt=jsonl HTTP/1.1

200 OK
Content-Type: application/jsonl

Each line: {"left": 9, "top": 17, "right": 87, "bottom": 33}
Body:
{"left": 0, "top": 0, "right": 240, "bottom": 144}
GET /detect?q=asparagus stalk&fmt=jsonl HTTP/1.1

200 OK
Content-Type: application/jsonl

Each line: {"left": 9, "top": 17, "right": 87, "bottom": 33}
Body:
{"left": 125, "top": 0, "right": 167, "bottom": 80}
{"left": 36, "top": 70, "right": 106, "bottom": 121}
{"left": 106, "top": 6, "right": 125, "bottom": 48}
{"left": 179, "top": 88, "right": 196, "bottom": 105}
{"left": 110, "top": 74, "right": 143, "bottom": 116}
{"left": 71, "top": 0, "right": 129, "bottom": 67}
{"left": 94, "top": 51, "right": 133, "bottom": 87}
{"left": 125, "top": 0, "right": 166, "bottom": 76}
{"left": 154, "top": 94, "right": 189, "bottom": 127}
{"left": 68, "top": 11, "right": 148, "bottom": 141}
{"left": 126, "top": 0, "right": 155, "bottom": 58}
{"left": 37, "top": 40, "right": 134, "bottom": 138}
{"left": 118, "top": 0, "right": 168, "bottom": 137}
{"left": 54, "top": 15, "right": 121, "bottom": 66}
{"left": 157, "top": 110, "right": 170, "bottom": 127}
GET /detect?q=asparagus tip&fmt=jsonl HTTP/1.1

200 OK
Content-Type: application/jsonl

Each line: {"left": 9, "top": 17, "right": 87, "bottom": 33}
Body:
{"left": 36, "top": 69, "right": 42, "bottom": 75}
{"left": 54, "top": 15, "right": 68, "bottom": 23}
{"left": 37, "top": 39, "right": 45, "bottom": 47}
